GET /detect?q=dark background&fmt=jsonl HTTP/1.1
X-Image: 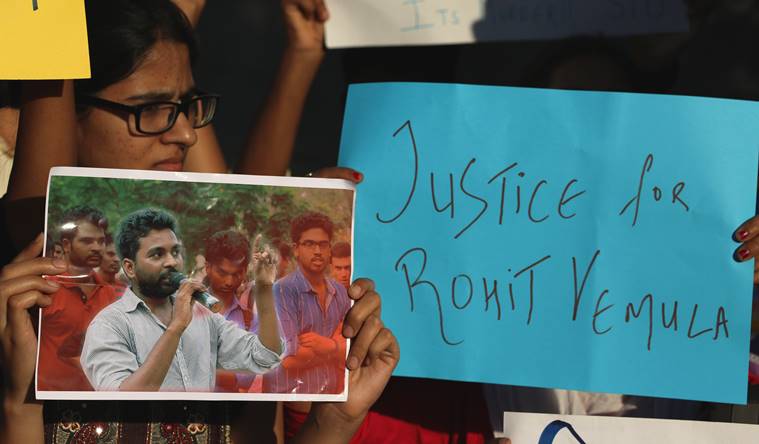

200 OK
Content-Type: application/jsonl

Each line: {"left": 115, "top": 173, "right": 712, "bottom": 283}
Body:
{"left": 193, "top": 0, "right": 759, "bottom": 174}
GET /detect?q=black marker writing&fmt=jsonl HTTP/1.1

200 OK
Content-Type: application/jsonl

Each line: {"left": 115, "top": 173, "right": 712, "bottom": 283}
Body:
{"left": 593, "top": 289, "right": 613, "bottom": 335}
{"left": 571, "top": 250, "right": 601, "bottom": 321}
{"left": 455, "top": 158, "right": 488, "bottom": 239}
{"left": 377, "top": 120, "right": 418, "bottom": 224}
{"left": 625, "top": 293, "right": 654, "bottom": 351}
{"left": 395, "top": 247, "right": 462, "bottom": 345}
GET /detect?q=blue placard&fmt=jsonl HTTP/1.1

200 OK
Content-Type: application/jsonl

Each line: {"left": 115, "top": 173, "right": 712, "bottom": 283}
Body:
{"left": 338, "top": 82, "right": 759, "bottom": 404}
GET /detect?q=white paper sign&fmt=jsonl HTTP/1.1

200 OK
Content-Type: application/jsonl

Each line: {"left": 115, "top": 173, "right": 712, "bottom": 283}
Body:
{"left": 325, "top": 0, "right": 689, "bottom": 48}
{"left": 500, "top": 412, "right": 759, "bottom": 444}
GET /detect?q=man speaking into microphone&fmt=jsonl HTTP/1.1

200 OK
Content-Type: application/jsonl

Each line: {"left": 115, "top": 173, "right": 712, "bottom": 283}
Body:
{"left": 80, "top": 208, "right": 284, "bottom": 392}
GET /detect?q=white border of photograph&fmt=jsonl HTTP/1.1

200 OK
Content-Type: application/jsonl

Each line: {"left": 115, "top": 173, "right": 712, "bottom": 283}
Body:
{"left": 37, "top": 167, "right": 355, "bottom": 402}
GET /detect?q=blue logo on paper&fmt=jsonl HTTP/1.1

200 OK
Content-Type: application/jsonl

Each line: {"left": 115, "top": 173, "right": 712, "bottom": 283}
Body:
{"left": 538, "top": 420, "right": 587, "bottom": 444}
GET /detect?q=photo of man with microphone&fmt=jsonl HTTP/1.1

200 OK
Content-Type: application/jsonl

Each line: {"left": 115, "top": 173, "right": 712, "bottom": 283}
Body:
{"left": 80, "top": 208, "right": 284, "bottom": 392}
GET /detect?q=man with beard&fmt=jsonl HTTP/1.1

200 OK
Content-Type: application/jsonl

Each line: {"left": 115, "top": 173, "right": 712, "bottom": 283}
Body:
{"left": 38, "top": 206, "right": 118, "bottom": 391}
{"left": 80, "top": 208, "right": 283, "bottom": 392}
{"left": 263, "top": 212, "right": 350, "bottom": 394}
{"left": 95, "top": 234, "right": 127, "bottom": 297}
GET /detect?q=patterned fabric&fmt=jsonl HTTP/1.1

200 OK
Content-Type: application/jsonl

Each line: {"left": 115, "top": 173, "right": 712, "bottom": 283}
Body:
{"left": 43, "top": 401, "right": 239, "bottom": 444}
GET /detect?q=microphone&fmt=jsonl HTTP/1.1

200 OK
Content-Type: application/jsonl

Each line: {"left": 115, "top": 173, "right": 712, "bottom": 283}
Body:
{"left": 167, "top": 271, "right": 221, "bottom": 313}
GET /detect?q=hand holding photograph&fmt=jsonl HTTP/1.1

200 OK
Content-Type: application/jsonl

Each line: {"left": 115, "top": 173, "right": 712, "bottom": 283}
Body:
{"left": 37, "top": 167, "right": 355, "bottom": 402}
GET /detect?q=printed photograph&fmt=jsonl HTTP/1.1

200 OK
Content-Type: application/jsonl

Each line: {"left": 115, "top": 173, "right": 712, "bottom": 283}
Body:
{"left": 37, "top": 167, "right": 354, "bottom": 401}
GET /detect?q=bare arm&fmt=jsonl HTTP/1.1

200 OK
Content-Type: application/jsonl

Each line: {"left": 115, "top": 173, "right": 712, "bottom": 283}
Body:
{"left": 236, "top": 0, "right": 327, "bottom": 176}
{"left": 2, "top": 402, "right": 44, "bottom": 444}
{"left": 250, "top": 238, "right": 281, "bottom": 353}
{"left": 172, "top": 0, "right": 206, "bottom": 27}
{"left": 253, "top": 282, "right": 282, "bottom": 354}
{"left": 7, "top": 80, "right": 77, "bottom": 201}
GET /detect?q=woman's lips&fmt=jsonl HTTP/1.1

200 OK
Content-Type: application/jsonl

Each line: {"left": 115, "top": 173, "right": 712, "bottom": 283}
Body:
{"left": 154, "top": 159, "right": 183, "bottom": 171}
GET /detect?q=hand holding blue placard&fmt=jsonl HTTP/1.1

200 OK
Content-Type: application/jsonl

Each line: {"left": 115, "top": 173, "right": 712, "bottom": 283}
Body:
{"left": 339, "top": 82, "right": 759, "bottom": 404}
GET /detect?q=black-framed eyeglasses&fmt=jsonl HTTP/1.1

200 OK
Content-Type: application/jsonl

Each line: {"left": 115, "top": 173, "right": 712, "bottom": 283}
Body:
{"left": 76, "top": 93, "right": 220, "bottom": 135}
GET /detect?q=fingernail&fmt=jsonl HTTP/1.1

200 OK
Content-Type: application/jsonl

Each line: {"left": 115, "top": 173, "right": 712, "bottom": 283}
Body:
{"left": 738, "top": 230, "right": 750, "bottom": 241}
{"left": 53, "top": 258, "right": 67, "bottom": 269}
{"left": 739, "top": 248, "right": 751, "bottom": 260}
{"left": 343, "top": 325, "right": 355, "bottom": 338}
{"left": 347, "top": 356, "right": 359, "bottom": 369}
{"left": 349, "top": 285, "right": 361, "bottom": 298}
{"left": 47, "top": 279, "right": 60, "bottom": 288}
{"left": 353, "top": 172, "right": 362, "bottom": 182}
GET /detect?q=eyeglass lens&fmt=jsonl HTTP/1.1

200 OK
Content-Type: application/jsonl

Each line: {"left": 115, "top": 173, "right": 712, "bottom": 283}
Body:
{"left": 137, "top": 96, "right": 216, "bottom": 134}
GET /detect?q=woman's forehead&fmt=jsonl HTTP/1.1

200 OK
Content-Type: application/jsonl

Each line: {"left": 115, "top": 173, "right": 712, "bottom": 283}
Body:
{"left": 102, "top": 41, "right": 195, "bottom": 102}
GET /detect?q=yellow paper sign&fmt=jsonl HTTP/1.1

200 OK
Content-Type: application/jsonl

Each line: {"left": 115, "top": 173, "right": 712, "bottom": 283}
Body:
{"left": 0, "top": 0, "right": 91, "bottom": 79}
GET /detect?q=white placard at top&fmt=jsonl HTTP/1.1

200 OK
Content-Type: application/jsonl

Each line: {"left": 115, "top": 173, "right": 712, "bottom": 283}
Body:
{"left": 325, "top": 0, "right": 689, "bottom": 48}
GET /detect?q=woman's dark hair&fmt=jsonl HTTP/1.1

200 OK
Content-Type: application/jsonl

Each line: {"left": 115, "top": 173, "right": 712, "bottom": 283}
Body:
{"left": 75, "top": 0, "right": 198, "bottom": 97}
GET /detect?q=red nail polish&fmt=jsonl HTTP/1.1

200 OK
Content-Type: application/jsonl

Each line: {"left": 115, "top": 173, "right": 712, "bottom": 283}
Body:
{"left": 353, "top": 172, "right": 362, "bottom": 181}
{"left": 739, "top": 249, "right": 751, "bottom": 260}
{"left": 739, "top": 230, "right": 750, "bottom": 240}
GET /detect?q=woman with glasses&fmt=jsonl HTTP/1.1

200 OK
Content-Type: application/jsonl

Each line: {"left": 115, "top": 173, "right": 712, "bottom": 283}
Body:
{"left": 0, "top": 1, "right": 397, "bottom": 443}
{"left": 7, "top": 0, "right": 355, "bottom": 202}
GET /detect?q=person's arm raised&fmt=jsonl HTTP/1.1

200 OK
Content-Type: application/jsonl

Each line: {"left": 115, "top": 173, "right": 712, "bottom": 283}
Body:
{"left": 6, "top": 80, "right": 77, "bottom": 202}
{"left": 236, "top": 0, "right": 328, "bottom": 176}
{"left": 172, "top": 0, "right": 206, "bottom": 27}
{"left": 250, "top": 237, "right": 281, "bottom": 354}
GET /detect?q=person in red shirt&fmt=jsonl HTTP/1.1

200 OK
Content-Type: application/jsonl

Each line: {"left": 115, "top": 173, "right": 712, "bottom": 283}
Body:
{"left": 37, "top": 205, "right": 118, "bottom": 391}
